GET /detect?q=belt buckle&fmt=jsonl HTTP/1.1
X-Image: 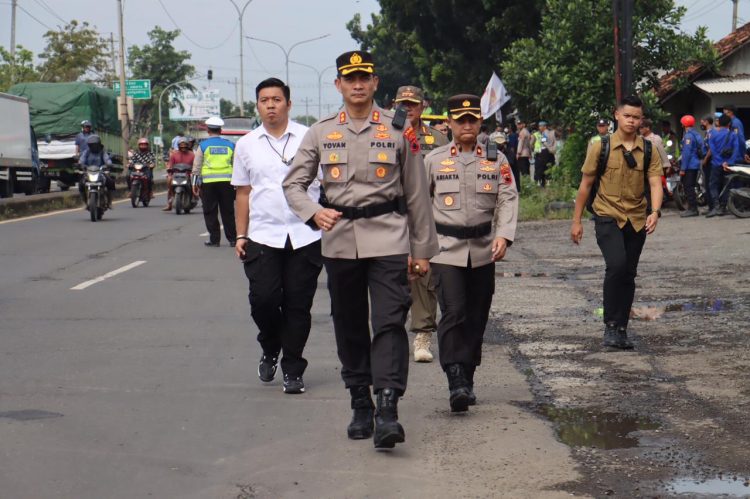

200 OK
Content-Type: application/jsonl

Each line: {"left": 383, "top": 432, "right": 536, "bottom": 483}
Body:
{"left": 352, "top": 206, "right": 366, "bottom": 219}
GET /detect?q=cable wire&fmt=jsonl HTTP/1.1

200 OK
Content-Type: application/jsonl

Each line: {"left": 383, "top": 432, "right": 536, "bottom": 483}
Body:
{"left": 155, "top": 0, "right": 239, "bottom": 50}
{"left": 30, "top": 0, "right": 66, "bottom": 24}
{"left": 15, "top": 3, "right": 54, "bottom": 30}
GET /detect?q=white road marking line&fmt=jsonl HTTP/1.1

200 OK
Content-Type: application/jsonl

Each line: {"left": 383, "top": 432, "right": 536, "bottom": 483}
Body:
{"left": 199, "top": 225, "right": 222, "bottom": 237}
{"left": 70, "top": 260, "right": 146, "bottom": 290}
{"left": 0, "top": 191, "right": 167, "bottom": 225}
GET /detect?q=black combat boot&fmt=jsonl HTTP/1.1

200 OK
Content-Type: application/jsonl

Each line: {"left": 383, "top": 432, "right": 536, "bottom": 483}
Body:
{"left": 465, "top": 364, "right": 477, "bottom": 406}
{"left": 602, "top": 322, "right": 619, "bottom": 348}
{"left": 615, "top": 326, "right": 634, "bottom": 350}
{"left": 347, "top": 386, "right": 374, "bottom": 440}
{"left": 446, "top": 363, "right": 471, "bottom": 412}
{"left": 373, "top": 388, "right": 405, "bottom": 449}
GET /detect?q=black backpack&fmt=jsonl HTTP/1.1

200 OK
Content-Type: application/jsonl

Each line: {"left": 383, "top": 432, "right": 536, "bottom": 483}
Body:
{"left": 586, "top": 135, "right": 652, "bottom": 215}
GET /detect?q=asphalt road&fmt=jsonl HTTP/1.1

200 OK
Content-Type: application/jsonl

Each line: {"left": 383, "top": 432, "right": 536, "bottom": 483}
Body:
{"left": 0, "top": 195, "right": 581, "bottom": 499}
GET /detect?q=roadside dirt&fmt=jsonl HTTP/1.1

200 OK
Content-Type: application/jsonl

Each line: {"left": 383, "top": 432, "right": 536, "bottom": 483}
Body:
{"left": 488, "top": 208, "right": 750, "bottom": 497}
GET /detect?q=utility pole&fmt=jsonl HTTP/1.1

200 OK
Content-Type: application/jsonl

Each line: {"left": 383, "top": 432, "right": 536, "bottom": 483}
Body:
{"left": 231, "top": 77, "right": 239, "bottom": 113}
{"left": 228, "top": 1, "right": 254, "bottom": 117}
{"left": 612, "top": 0, "right": 634, "bottom": 103}
{"left": 301, "top": 97, "right": 313, "bottom": 125}
{"left": 116, "top": 0, "right": 129, "bottom": 161}
{"left": 732, "top": 0, "right": 739, "bottom": 32}
{"left": 10, "top": 0, "right": 17, "bottom": 84}
{"left": 110, "top": 33, "right": 117, "bottom": 84}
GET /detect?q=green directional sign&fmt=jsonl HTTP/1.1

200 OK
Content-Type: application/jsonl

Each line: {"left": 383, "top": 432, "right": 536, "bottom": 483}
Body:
{"left": 113, "top": 79, "right": 151, "bottom": 99}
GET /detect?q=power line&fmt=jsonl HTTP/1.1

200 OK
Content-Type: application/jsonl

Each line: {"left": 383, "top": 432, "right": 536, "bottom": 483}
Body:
{"left": 15, "top": 3, "right": 54, "bottom": 30}
{"left": 155, "top": 0, "right": 239, "bottom": 50}
{"left": 683, "top": 0, "right": 726, "bottom": 22}
{"left": 30, "top": 0, "right": 66, "bottom": 24}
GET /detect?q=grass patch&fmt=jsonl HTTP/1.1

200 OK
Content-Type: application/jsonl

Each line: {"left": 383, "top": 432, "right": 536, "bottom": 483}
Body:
{"left": 518, "top": 175, "right": 576, "bottom": 221}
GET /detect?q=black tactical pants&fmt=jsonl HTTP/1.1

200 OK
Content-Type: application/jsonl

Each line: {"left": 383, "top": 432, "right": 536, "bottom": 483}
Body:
{"left": 324, "top": 254, "right": 411, "bottom": 395}
{"left": 594, "top": 218, "right": 646, "bottom": 329}
{"left": 200, "top": 181, "right": 236, "bottom": 244}
{"left": 517, "top": 156, "right": 531, "bottom": 176}
{"left": 432, "top": 261, "right": 495, "bottom": 370}
{"left": 243, "top": 237, "right": 322, "bottom": 377}
{"left": 682, "top": 169, "right": 698, "bottom": 209}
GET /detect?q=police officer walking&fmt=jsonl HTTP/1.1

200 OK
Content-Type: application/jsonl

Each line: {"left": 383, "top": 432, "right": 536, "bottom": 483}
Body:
{"left": 283, "top": 51, "right": 438, "bottom": 449}
{"left": 425, "top": 94, "right": 518, "bottom": 412}
{"left": 678, "top": 115, "right": 705, "bottom": 217}
{"left": 192, "top": 117, "right": 237, "bottom": 247}
{"left": 393, "top": 84, "right": 449, "bottom": 363}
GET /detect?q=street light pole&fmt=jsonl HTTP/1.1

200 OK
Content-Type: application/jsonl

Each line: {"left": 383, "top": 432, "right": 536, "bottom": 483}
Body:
{"left": 229, "top": 0, "right": 254, "bottom": 116}
{"left": 290, "top": 61, "right": 335, "bottom": 119}
{"left": 246, "top": 34, "right": 330, "bottom": 85}
{"left": 116, "top": 0, "right": 129, "bottom": 162}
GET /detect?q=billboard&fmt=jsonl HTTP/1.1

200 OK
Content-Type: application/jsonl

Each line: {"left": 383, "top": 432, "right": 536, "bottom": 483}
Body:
{"left": 168, "top": 88, "right": 220, "bottom": 121}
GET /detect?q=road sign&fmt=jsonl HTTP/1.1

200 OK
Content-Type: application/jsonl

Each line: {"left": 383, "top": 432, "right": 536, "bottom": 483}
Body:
{"left": 113, "top": 79, "right": 152, "bottom": 99}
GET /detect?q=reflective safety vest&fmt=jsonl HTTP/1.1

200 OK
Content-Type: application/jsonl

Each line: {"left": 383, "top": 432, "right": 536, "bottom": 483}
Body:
{"left": 533, "top": 131, "right": 543, "bottom": 153}
{"left": 200, "top": 136, "right": 235, "bottom": 183}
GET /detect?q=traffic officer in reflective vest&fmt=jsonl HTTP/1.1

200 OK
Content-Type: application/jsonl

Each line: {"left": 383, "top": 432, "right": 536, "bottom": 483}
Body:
{"left": 192, "top": 117, "right": 237, "bottom": 247}
{"left": 394, "top": 84, "right": 449, "bottom": 364}
{"left": 283, "top": 51, "right": 438, "bottom": 449}
{"left": 425, "top": 94, "right": 518, "bottom": 412}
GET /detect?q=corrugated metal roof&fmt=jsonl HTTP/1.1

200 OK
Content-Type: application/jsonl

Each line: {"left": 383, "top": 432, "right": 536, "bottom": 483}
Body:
{"left": 694, "top": 77, "right": 750, "bottom": 94}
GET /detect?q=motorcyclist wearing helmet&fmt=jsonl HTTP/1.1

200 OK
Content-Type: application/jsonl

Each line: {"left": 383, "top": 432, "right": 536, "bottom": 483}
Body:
{"left": 164, "top": 136, "right": 195, "bottom": 211}
{"left": 75, "top": 120, "right": 94, "bottom": 155}
{"left": 78, "top": 135, "right": 115, "bottom": 207}
{"left": 129, "top": 138, "right": 156, "bottom": 198}
{"left": 679, "top": 115, "right": 705, "bottom": 218}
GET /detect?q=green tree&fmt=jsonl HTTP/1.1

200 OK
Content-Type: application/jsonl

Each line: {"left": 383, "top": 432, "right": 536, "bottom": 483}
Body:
{"left": 501, "top": 0, "right": 717, "bottom": 184}
{"left": 0, "top": 45, "right": 39, "bottom": 91}
{"left": 37, "top": 20, "right": 111, "bottom": 83}
{"left": 220, "top": 98, "right": 256, "bottom": 117}
{"left": 293, "top": 115, "right": 317, "bottom": 126}
{"left": 127, "top": 26, "right": 195, "bottom": 138}
{"left": 348, "top": 1, "right": 544, "bottom": 107}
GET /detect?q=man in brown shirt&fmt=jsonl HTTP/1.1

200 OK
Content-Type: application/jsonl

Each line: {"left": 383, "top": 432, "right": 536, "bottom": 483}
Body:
{"left": 393, "top": 84, "right": 449, "bottom": 363}
{"left": 283, "top": 51, "right": 438, "bottom": 449}
{"left": 516, "top": 120, "right": 532, "bottom": 177}
{"left": 571, "top": 95, "right": 663, "bottom": 350}
{"left": 426, "top": 94, "right": 518, "bottom": 412}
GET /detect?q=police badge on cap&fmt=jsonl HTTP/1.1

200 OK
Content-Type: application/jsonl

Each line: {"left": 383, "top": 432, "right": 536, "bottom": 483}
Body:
{"left": 336, "top": 51, "right": 375, "bottom": 76}
{"left": 447, "top": 94, "right": 481, "bottom": 120}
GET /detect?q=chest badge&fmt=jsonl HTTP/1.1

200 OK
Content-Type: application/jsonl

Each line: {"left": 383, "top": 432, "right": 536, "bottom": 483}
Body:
{"left": 483, "top": 183, "right": 492, "bottom": 191}
{"left": 377, "top": 152, "right": 388, "bottom": 161}
{"left": 327, "top": 131, "right": 343, "bottom": 140}
{"left": 440, "top": 159, "right": 455, "bottom": 166}
{"left": 444, "top": 195, "right": 455, "bottom": 207}
{"left": 329, "top": 152, "right": 339, "bottom": 163}
{"left": 376, "top": 167, "right": 387, "bottom": 178}
{"left": 330, "top": 166, "right": 341, "bottom": 179}
{"left": 374, "top": 132, "right": 391, "bottom": 139}
{"left": 479, "top": 165, "right": 496, "bottom": 172}
{"left": 376, "top": 124, "right": 388, "bottom": 132}
{"left": 438, "top": 166, "right": 456, "bottom": 173}
{"left": 425, "top": 135, "right": 435, "bottom": 145}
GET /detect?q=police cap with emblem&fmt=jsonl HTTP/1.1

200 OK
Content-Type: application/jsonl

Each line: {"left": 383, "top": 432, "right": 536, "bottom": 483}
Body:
{"left": 336, "top": 51, "right": 375, "bottom": 76}
{"left": 447, "top": 94, "right": 481, "bottom": 120}
{"left": 394, "top": 85, "right": 424, "bottom": 104}
{"left": 597, "top": 118, "right": 610, "bottom": 126}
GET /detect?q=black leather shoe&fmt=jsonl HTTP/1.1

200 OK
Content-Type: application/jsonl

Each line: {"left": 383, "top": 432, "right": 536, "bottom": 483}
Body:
{"left": 602, "top": 322, "right": 619, "bottom": 348}
{"left": 204, "top": 241, "right": 220, "bottom": 247}
{"left": 257, "top": 353, "right": 278, "bottom": 382}
{"left": 347, "top": 386, "right": 374, "bottom": 440}
{"left": 282, "top": 374, "right": 305, "bottom": 394}
{"left": 446, "top": 363, "right": 471, "bottom": 412}
{"left": 615, "top": 327, "right": 634, "bottom": 350}
{"left": 466, "top": 365, "right": 477, "bottom": 406}
{"left": 228, "top": 240, "right": 237, "bottom": 247}
{"left": 373, "top": 388, "right": 405, "bottom": 449}
{"left": 717, "top": 206, "right": 727, "bottom": 216}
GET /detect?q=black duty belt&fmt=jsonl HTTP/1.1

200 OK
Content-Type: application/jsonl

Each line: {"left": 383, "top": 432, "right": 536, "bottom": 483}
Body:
{"left": 324, "top": 196, "right": 406, "bottom": 220}
{"left": 435, "top": 221, "right": 492, "bottom": 239}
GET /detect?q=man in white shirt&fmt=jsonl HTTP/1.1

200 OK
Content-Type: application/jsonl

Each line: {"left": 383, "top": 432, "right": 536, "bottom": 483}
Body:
{"left": 232, "top": 78, "right": 323, "bottom": 395}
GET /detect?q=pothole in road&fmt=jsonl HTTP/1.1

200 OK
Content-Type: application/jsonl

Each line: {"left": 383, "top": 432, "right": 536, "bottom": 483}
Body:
{"left": 591, "top": 299, "right": 734, "bottom": 320}
{"left": 528, "top": 404, "right": 660, "bottom": 450}
{"left": 666, "top": 476, "right": 750, "bottom": 497}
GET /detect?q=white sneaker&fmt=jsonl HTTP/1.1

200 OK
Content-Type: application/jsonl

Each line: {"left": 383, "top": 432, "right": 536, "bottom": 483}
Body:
{"left": 413, "top": 332, "right": 434, "bottom": 363}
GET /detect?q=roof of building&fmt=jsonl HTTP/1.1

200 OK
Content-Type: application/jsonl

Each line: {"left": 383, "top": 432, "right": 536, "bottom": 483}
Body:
{"left": 656, "top": 21, "right": 750, "bottom": 101}
{"left": 693, "top": 75, "right": 750, "bottom": 93}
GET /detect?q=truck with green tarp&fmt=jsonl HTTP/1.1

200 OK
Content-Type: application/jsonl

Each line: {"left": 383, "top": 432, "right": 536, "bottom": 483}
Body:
{"left": 8, "top": 82, "right": 124, "bottom": 192}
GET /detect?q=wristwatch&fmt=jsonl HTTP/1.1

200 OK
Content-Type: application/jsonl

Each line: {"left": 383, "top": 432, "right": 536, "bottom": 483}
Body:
{"left": 655, "top": 209, "right": 662, "bottom": 218}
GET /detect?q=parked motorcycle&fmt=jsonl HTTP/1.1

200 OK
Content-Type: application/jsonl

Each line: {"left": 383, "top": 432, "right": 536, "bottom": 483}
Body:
{"left": 720, "top": 165, "right": 750, "bottom": 218}
{"left": 168, "top": 163, "right": 198, "bottom": 215}
{"left": 82, "top": 165, "right": 110, "bottom": 222}
{"left": 128, "top": 163, "right": 150, "bottom": 208}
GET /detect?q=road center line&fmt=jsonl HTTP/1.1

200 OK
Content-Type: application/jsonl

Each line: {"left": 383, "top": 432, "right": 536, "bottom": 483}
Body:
{"left": 70, "top": 260, "right": 147, "bottom": 290}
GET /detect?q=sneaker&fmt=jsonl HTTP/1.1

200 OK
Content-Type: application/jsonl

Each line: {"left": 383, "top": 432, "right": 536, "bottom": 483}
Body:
{"left": 717, "top": 206, "right": 727, "bottom": 216}
{"left": 413, "top": 332, "right": 434, "bottom": 363}
{"left": 282, "top": 374, "right": 305, "bottom": 394}
{"left": 705, "top": 208, "right": 719, "bottom": 218}
{"left": 258, "top": 354, "right": 278, "bottom": 382}
{"left": 680, "top": 208, "right": 698, "bottom": 218}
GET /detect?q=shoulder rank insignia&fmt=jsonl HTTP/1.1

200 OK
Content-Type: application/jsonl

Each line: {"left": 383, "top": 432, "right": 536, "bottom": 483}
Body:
{"left": 475, "top": 145, "right": 483, "bottom": 156}
{"left": 403, "top": 127, "right": 420, "bottom": 154}
{"left": 376, "top": 124, "right": 388, "bottom": 132}
{"left": 440, "top": 158, "right": 455, "bottom": 166}
{"left": 479, "top": 165, "right": 496, "bottom": 172}
{"left": 372, "top": 110, "right": 380, "bottom": 123}
{"left": 438, "top": 166, "right": 456, "bottom": 173}
{"left": 339, "top": 112, "right": 347, "bottom": 124}
{"left": 326, "top": 131, "right": 343, "bottom": 140}
{"left": 500, "top": 163, "right": 512, "bottom": 185}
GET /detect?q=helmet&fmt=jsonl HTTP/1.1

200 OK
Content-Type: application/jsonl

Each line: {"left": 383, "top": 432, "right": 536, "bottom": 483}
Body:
{"left": 680, "top": 115, "right": 696, "bottom": 127}
{"left": 137, "top": 137, "right": 149, "bottom": 146}
{"left": 86, "top": 134, "right": 102, "bottom": 145}
{"left": 205, "top": 116, "right": 224, "bottom": 129}
{"left": 177, "top": 137, "right": 190, "bottom": 146}
{"left": 491, "top": 132, "right": 507, "bottom": 145}
{"left": 81, "top": 120, "right": 92, "bottom": 127}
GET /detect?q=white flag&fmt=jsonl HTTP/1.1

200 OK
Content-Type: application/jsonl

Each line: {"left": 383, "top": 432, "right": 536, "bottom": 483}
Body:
{"left": 480, "top": 72, "right": 511, "bottom": 120}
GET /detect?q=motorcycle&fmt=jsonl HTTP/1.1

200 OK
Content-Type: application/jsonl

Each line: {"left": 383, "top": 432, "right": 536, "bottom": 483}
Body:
{"left": 82, "top": 165, "right": 110, "bottom": 222}
{"left": 168, "top": 163, "right": 198, "bottom": 215}
{"left": 720, "top": 165, "right": 750, "bottom": 218}
{"left": 128, "top": 163, "right": 151, "bottom": 208}
{"left": 664, "top": 154, "right": 708, "bottom": 210}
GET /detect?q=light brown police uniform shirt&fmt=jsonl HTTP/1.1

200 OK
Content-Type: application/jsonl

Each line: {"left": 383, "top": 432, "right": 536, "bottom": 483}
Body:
{"left": 517, "top": 128, "right": 532, "bottom": 158}
{"left": 425, "top": 142, "right": 519, "bottom": 268}
{"left": 581, "top": 129, "right": 662, "bottom": 232}
{"left": 282, "top": 105, "right": 439, "bottom": 260}
{"left": 417, "top": 122, "right": 449, "bottom": 156}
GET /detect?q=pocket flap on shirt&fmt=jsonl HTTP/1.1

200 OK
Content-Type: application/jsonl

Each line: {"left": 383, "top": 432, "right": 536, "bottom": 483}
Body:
{"left": 320, "top": 150, "right": 348, "bottom": 165}
{"left": 434, "top": 179, "right": 460, "bottom": 194}
{"left": 368, "top": 149, "right": 397, "bottom": 164}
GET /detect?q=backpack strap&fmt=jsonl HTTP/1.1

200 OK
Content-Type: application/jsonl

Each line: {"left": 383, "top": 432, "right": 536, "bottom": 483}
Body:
{"left": 586, "top": 135, "right": 610, "bottom": 214}
{"left": 643, "top": 139, "right": 653, "bottom": 213}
